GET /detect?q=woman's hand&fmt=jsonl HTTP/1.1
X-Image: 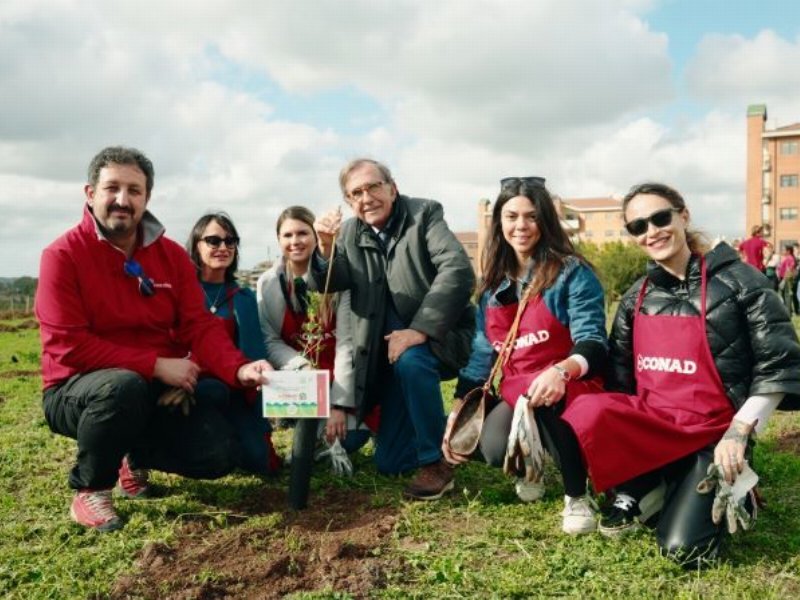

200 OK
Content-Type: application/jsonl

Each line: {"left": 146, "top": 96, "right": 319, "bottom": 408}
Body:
{"left": 442, "top": 398, "right": 469, "bottom": 465}
{"left": 525, "top": 366, "right": 567, "bottom": 408}
{"left": 713, "top": 419, "right": 754, "bottom": 484}
{"left": 325, "top": 407, "right": 347, "bottom": 444}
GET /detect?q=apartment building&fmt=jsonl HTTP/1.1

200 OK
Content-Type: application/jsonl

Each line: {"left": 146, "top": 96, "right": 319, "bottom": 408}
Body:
{"left": 747, "top": 104, "right": 800, "bottom": 249}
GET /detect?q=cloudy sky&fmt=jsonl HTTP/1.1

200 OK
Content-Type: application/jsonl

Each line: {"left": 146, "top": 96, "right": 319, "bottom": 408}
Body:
{"left": 2, "top": 0, "right": 799, "bottom": 277}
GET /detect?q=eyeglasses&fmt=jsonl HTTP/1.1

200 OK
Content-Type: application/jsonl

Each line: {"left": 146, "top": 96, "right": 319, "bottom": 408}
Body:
{"left": 123, "top": 258, "right": 155, "bottom": 297}
{"left": 348, "top": 180, "right": 386, "bottom": 201}
{"left": 500, "top": 176, "right": 546, "bottom": 189}
{"left": 202, "top": 235, "right": 239, "bottom": 249}
{"left": 624, "top": 207, "right": 682, "bottom": 236}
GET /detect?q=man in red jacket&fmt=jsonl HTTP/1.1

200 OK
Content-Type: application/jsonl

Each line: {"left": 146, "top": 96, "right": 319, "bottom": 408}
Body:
{"left": 35, "top": 146, "right": 273, "bottom": 532}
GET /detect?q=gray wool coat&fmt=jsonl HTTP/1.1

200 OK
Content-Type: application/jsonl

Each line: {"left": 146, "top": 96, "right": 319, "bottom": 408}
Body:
{"left": 312, "top": 195, "right": 476, "bottom": 421}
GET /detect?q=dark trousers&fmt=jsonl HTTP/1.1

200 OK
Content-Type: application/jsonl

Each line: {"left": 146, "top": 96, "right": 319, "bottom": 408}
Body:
{"left": 618, "top": 446, "right": 724, "bottom": 567}
{"left": 479, "top": 401, "right": 589, "bottom": 498}
{"left": 194, "top": 378, "right": 277, "bottom": 476}
{"left": 43, "top": 369, "right": 241, "bottom": 490}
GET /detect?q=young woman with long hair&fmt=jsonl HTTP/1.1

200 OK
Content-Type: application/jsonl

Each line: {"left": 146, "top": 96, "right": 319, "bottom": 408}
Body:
{"left": 443, "top": 177, "right": 608, "bottom": 534}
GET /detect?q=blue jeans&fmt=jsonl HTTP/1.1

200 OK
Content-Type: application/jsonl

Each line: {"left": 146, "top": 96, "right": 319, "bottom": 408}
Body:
{"left": 194, "top": 378, "right": 276, "bottom": 476}
{"left": 374, "top": 343, "right": 446, "bottom": 474}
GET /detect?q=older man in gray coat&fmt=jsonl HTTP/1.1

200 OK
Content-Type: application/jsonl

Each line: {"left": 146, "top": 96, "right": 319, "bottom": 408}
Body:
{"left": 314, "top": 158, "right": 475, "bottom": 500}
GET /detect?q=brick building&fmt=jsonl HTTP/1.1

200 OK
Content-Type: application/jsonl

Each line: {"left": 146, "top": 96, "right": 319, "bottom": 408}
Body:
{"left": 747, "top": 104, "right": 800, "bottom": 250}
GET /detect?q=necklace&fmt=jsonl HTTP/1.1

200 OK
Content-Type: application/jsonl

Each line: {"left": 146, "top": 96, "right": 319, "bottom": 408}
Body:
{"left": 204, "top": 283, "right": 226, "bottom": 314}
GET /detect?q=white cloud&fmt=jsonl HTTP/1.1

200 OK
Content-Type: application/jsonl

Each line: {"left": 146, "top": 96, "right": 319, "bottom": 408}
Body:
{"left": 686, "top": 30, "right": 800, "bottom": 116}
{"left": 0, "top": 1, "right": 791, "bottom": 276}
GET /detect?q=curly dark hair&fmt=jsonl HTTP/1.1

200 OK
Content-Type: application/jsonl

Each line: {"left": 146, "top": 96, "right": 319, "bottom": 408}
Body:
{"left": 87, "top": 146, "right": 154, "bottom": 196}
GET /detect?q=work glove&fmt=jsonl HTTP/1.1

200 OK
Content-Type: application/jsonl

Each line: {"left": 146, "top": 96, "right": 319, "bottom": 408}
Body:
{"left": 157, "top": 387, "right": 196, "bottom": 416}
{"left": 503, "top": 396, "right": 545, "bottom": 485}
{"left": 314, "top": 438, "right": 353, "bottom": 477}
{"left": 696, "top": 461, "right": 759, "bottom": 534}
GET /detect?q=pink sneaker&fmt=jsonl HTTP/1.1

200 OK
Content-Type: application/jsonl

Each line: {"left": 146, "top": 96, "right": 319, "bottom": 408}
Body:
{"left": 70, "top": 489, "right": 123, "bottom": 532}
{"left": 116, "top": 456, "right": 150, "bottom": 498}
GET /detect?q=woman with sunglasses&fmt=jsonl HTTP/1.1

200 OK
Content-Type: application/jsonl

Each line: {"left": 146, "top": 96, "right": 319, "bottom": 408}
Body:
{"left": 256, "top": 206, "right": 373, "bottom": 459}
{"left": 187, "top": 213, "right": 282, "bottom": 475}
{"left": 443, "top": 177, "right": 607, "bottom": 534}
{"left": 563, "top": 182, "right": 800, "bottom": 566}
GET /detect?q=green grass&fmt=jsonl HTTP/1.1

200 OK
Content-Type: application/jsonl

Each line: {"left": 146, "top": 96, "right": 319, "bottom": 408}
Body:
{"left": 1, "top": 319, "right": 800, "bottom": 599}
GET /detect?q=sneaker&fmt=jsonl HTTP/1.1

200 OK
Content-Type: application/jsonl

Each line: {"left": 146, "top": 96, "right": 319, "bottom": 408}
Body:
{"left": 599, "top": 493, "right": 641, "bottom": 537}
{"left": 403, "top": 459, "right": 455, "bottom": 500}
{"left": 515, "top": 477, "right": 545, "bottom": 502}
{"left": 70, "top": 489, "right": 123, "bottom": 532}
{"left": 116, "top": 456, "right": 150, "bottom": 498}
{"left": 561, "top": 494, "right": 598, "bottom": 534}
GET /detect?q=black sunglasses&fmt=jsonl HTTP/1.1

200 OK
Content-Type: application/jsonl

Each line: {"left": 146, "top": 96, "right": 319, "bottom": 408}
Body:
{"left": 624, "top": 207, "right": 682, "bottom": 236}
{"left": 123, "top": 258, "right": 155, "bottom": 297}
{"left": 202, "top": 235, "right": 239, "bottom": 249}
{"left": 500, "top": 176, "right": 546, "bottom": 189}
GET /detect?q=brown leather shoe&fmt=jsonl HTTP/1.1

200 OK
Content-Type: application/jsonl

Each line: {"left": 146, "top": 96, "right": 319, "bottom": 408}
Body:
{"left": 403, "top": 459, "right": 455, "bottom": 500}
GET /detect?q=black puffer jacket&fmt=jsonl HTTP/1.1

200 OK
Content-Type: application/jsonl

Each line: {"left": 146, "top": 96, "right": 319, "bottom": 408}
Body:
{"left": 607, "top": 243, "right": 800, "bottom": 411}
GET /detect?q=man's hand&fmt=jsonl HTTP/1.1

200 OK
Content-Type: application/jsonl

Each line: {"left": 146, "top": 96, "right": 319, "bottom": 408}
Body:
{"left": 384, "top": 329, "right": 427, "bottom": 364}
{"left": 325, "top": 407, "right": 347, "bottom": 443}
{"left": 237, "top": 360, "right": 274, "bottom": 387}
{"left": 153, "top": 357, "right": 201, "bottom": 392}
{"left": 314, "top": 207, "right": 343, "bottom": 260}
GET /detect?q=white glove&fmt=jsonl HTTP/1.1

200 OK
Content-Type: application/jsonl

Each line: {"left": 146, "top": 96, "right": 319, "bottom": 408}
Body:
{"left": 696, "top": 461, "right": 759, "bottom": 534}
{"left": 503, "top": 396, "right": 545, "bottom": 484}
{"left": 314, "top": 438, "right": 353, "bottom": 477}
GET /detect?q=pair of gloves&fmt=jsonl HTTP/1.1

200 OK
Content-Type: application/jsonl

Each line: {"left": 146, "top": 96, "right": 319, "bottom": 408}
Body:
{"left": 696, "top": 461, "right": 760, "bottom": 534}
{"left": 314, "top": 438, "right": 354, "bottom": 477}
{"left": 503, "top": 396, "right": 546, "bottom": 484}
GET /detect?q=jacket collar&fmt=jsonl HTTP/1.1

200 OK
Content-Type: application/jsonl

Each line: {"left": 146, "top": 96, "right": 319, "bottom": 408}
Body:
{"left": 646, "top": 242, "right": 738, "bottom": 289}
{"left": 81, "top": 204, "right": 165, "bottom": 249}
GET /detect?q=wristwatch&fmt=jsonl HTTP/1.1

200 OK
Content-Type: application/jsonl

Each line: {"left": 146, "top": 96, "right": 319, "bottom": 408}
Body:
{"left": 551, "top": 364, "right": 571, "bottom": 382}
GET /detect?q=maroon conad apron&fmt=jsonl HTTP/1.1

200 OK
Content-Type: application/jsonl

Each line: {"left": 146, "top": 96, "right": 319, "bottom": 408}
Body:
{"left": 563, "top": 258, "right": 734, "bottom": 492}
{"left": 485, "top": 294, "right": 603, "bottom": 409}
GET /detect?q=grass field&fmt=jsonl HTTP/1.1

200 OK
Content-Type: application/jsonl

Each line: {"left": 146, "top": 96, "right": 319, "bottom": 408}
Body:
{"left": 1, "top": 316, "right": 799, "bottom": 599}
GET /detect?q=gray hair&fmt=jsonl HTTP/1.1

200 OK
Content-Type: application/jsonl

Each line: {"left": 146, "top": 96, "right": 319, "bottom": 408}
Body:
{"left": 338, "top": 158, "right": 394, "bottom": 197}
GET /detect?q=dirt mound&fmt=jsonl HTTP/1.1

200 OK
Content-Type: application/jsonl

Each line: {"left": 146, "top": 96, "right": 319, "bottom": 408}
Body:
{"left": 0, "top": 369, "right": 40, "bottom": 379}
{"left": 774, "top": 429, "right": 800, "bottom": 454}
{"left": 110, "top": 487, "right": 403, "bottom": 599}
{"left": 0, "top": 319, "right": 38, "bottom": 332}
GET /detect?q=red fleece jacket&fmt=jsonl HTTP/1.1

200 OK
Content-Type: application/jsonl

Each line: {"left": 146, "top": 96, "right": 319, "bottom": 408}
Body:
{"left": 36, "top": 206, "right": 248, "bottom": 389}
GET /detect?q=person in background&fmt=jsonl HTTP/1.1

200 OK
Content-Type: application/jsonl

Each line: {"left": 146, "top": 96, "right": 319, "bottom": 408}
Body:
{"left": 443, "top": 176, "right": 607, "bottom": 534}
{"left": 257, "top": 206, "right": 372, "bottom": 456}
{"left": 187, "top": 212, "right": 281, "bottom": 475}
{"left": 738, "top": 225, "right": 767, "bottom": 272}
{"left": 763, "top": 242, "right": 779, "bottom": 291}
{"left": 564, "top": 182, "right": 800, "bottom": 566}
{"left": 778, "top": 244, "right": 797, "bottom": 315}
{"left": 36, "top": 147, "right": 272, "bottom": 532}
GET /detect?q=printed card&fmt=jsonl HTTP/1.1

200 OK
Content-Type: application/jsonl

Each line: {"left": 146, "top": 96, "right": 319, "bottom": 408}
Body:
{"left": 262, "top": 370, "right": 330, "bottom": 419}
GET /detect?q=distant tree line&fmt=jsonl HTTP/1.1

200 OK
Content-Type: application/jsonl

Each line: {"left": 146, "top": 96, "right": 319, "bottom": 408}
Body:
{"left": 0, "top": 277, "right": 37, "bottom": 314}
{"left": 576, "top": 241, "right": 649, "bottom": 310}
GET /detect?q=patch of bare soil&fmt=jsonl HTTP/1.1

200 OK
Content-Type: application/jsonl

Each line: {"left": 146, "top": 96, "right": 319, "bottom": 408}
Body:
{"left": 0, "top": 369, "right": 40, "bottom": 379}
{"left": 110, "top": 487, "right": 404, "bottom": 599}
{"left": 0, "top": 319, "right": 38, "bottom": 332}
{"left": 774, "top": 429, "right": 800, "bottom": 454}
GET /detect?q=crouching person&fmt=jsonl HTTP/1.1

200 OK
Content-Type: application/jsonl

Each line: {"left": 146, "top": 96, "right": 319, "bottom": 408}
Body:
{"left": 36, "top": 147, "right": 272, "bottom": 532}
